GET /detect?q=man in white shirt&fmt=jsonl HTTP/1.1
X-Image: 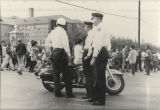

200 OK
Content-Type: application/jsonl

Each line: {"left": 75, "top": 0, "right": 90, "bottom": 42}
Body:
{"left": 88, "top": 13, "right": 111, "bottom": 106}
{"left": 45, "top": 17, "right": 74, "bottom": 98}
{"left": 82, "top": 21, "right": 94, "bottom": 99}
{"left": 126, "top": 45, "right": 138, "bottom": 75}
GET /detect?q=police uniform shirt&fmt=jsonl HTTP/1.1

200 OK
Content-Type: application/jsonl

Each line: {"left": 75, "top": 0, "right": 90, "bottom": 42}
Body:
{"left": 91, "top": 22, "right": 111, "bottom": 58}
{"left": 84, "top": 30, "right": 94, "bottom": 50}
{"left": 45, "top": 26, "right": 71, "bottom": 57}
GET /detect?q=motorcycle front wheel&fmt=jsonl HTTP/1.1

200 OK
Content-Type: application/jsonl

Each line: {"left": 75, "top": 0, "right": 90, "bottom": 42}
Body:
{"left": 42, "top": 78, "right": 55, "bottom": 92}
{"left": 106, "top": 74, "right": 125, "bottom": 95}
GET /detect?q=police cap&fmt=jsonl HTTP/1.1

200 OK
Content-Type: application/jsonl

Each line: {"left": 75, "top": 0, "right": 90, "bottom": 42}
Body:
{"left": 84, "top": 21, "right": 93, "bottom": 26}
{"left": 91, "top": 13, "right": 103, "bottom": 19}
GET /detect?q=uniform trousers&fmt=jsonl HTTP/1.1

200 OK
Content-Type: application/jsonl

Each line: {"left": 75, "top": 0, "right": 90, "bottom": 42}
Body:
{"left": 50, "top": 48, "right": 73, "bottom": 97}
{"left": 92, "top": 47, "right": 109, "bottom": 103}
{"left": 83, "top": 49, "right": 94, "bottom": 98}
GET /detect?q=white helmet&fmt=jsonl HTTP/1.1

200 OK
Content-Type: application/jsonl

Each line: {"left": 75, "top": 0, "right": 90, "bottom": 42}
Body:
{"left": 56, "top": 17, "right": 66, "bottom": 25}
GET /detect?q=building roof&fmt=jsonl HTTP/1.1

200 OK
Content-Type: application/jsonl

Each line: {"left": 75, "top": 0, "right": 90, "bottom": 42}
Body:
{"left": 1, "top": 15, "right": 82, "bottom": 25}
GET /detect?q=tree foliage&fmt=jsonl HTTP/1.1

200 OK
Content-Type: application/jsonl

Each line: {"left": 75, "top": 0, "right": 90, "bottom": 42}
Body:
{"left": 110, "top": 35, "right": 160, "bottom": 52}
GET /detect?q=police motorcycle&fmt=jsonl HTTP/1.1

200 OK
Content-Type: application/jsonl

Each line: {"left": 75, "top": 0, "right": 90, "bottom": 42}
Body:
{"left": 40, "top": 58, "right": 125, "bottom": 95}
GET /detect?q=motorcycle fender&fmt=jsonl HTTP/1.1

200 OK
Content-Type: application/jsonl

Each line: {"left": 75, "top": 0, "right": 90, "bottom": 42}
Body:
{"left": 40, "top": 70, "right": 53, "bottom": 78}
{"left": 107, "top": 69, "right": 124, "bottom": 76}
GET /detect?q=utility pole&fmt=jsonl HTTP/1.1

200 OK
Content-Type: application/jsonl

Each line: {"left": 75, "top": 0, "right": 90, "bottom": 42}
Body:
{"left": 138, "top": 0, "right": 141, "bottom": 48}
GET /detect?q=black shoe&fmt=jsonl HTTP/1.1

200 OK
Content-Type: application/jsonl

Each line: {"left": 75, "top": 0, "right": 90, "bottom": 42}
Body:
{"left": 92, "top": 101, "right": 105, "bottom": 106}
{"left": 86, "top": 98, "right": 97, "bottom": 102}
{"left": 55, "top": 93, "right": 65, "bottom": 97}
{"left": 17, "top": 71, "right": 22, "bottom": 75}
{"left": 82, "top": 95, "right": 90, "bottom": 99}
{"left": 144, "top": 73, "right": 150, "bottom": 76}
{"left": 34, "top": 72, "right": 39, "bottom": 76}
{"left": 29, "top": 70, "right": 34, "bottom": 73}
{"left": 12, "top": 68, "right": 16, "bottom": 71}
{"left": 67, "top": 94, "right": 75, "bottom": 98}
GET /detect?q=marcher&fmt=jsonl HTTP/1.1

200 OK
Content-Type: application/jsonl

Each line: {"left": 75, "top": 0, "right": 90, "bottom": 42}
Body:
{"left": 1, "top": 41, "right": 7, "bottom": 64}
{"left": 45, "top": 17, "right": 74, "bottom": 98}
{"left": 16, "top": 38, "right": 27, "bottom": 75}
{"left": 111, "top": 48, "right": 117, "bottom": 69}
{"left": 135, "top": 49, "right": 143, "bottom": 72}
{"left": 12, "top": 45, "right": 18, "bottom": 68}
{"left": 1, "top": 43, "right": 15, "bottom": 71}
{"left": 126, "top": 45, "right": 138, "bottom": 76}
{"left": 157, "top": 52, "right": 160, "bottom": 70}
{"left": 122, "top": 45, "right": 130, "bottom": 72}
{"left": 115, "top": 48, "right": 123, "bottom": 70}
{"left": 29, "top": 41, "right": 39, "bottom": 72}
{"left": 87, "top": 13, "right": 111, "bottom": 105}
{"left": 34, "top": 47, "right": 47, "bottom": 76}
{"left": 82, "top": 21, "right": 94, "bottom": 99}
{"left": 0, "top": 42, "right": 2, "bottom": 65}
{"left": 25, "top": 40, "right": 33, "bottom": 69}
{"left": 152, "top": 52, "right": 158, "bottom": 72}
{"left": 144, "top": 46, "right": 152, "bottom": 75}
{"left": 141, "top": 49, "right": 147, "bottom": 71}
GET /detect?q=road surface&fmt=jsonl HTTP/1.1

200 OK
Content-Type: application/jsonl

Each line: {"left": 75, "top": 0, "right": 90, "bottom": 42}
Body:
{"left": 1, "top": 70, "right": 160, "bottom": 110}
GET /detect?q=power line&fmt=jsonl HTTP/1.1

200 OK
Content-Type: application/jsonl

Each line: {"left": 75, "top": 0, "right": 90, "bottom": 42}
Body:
{"left": 54, "top": 0, "right": 159, "bottom": 31}
{"left": 54, "top": 0, "right": 138, "bottom": 20}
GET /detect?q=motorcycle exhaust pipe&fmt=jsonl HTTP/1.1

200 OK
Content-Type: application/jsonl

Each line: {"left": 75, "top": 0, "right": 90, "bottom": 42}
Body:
{"left": 43, "top": 81, "right": 65, "bottom": 85}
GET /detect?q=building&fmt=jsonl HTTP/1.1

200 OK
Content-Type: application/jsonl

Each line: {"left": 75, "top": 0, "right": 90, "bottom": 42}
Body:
{"left": 1, "top": 15, "right": 85, "bottom": 46}
{"left": 0, "top": 18, "right": 14, "bottom": 42}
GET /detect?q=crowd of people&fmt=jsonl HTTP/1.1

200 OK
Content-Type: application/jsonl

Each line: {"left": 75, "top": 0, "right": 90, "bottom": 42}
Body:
{"left": 109, "top": 44, "right": 160, "bottom": 76}
{"left": 0, "top": 39, "right": 44, "bottom": 75}
{"left": 1, "top": 12, "right": 160, "bottom": 106}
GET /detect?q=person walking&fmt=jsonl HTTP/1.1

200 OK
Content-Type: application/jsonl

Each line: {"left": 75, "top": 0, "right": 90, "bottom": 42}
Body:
{"left": 122, "top": 45, "right": 130, "bottom": 72}
{"left": 111, "top": 49, "right": 117, "bottom": 69}
{"left": 1, "top": 43, "right": 15, "bottom": 71}
{"left": 16, "top": 38, "right": 27, "bottom": 75}
{"left": 141, "top": 49, "right": 147, "bottom": 71}
{"left": 135, "top": 49, "right": 143, "bottom": 72}
{"left": 29, "top": 41, "right": 39, "bottom": 72}
{"left": 116, "top": 48, "right": 123, "bottom": 70}
{"left": 152, "top": 52, "right": 158, "bottom": 72}
{"left": 126, "top": 45, "right": 138, "bottom": 76}
{"left": 0, "top": 43, "right": 2, "bottom": 65}
{"left": 25, "top": 40, "right": 32, "bottom": 70}
{"left": 45, "top": 17, "right": 74, "bottom": 98}
{"left": 144, "top": 46, "right": 152, "bottom": 75}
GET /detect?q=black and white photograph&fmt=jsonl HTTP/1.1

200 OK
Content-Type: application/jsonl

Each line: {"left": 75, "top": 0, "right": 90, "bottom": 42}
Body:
{"left": 0, "top": 0, "right": 160, "bottom": 109}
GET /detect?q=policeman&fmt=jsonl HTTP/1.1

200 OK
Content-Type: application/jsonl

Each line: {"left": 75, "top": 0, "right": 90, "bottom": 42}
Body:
{"left": 82, "top": 21, "right": 94, "bottom": 99}
{"left": 88, "top": 13, "right": 111, "bottom": 105}
{"left": 45, "top": 18, "right": 74, "bottom": 98}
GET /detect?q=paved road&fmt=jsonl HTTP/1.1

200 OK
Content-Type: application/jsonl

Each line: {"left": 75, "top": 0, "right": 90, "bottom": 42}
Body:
{"left": 1, "top": 70, "right": 160, "bottom": 110}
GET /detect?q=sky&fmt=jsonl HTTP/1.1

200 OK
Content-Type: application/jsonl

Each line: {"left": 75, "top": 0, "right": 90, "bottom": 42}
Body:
{"left": 1, "top": 0, "right": 160, "bottom": 47}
